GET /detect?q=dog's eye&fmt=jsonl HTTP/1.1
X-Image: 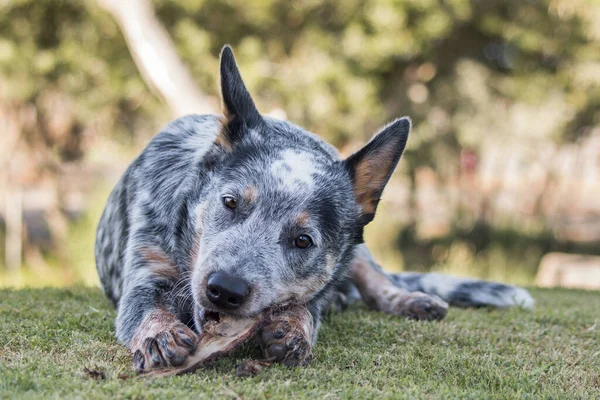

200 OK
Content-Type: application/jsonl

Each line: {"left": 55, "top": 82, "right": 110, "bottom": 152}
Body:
{"left": 294, "top": 235, "right": 313, "bottom": 249}
{"left": 222, "top": 196, "right": 237, "bottom": 210}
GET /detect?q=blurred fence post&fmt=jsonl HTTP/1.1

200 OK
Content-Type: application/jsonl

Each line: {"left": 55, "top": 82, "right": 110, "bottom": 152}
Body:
{"left": 97, "top": 0, "right": 217, "bottom": 116}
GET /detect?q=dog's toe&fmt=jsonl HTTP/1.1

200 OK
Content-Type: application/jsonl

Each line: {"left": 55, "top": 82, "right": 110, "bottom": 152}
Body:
{"left": 257, "top": 306, "right": 313, "bottom": 367}
{"left": 265, "top": 343, "right": 287, "bottom": 361}
{"left": 132, "top": 323, "right": 198, "bottom": 373}
{"left": 401, "top": 294, "right": 448, "bottom": 321}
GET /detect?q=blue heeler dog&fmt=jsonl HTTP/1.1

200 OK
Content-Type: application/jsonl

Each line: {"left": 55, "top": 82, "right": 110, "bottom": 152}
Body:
{"left": 96, "top": 46, "right": 534, "bottom": 372}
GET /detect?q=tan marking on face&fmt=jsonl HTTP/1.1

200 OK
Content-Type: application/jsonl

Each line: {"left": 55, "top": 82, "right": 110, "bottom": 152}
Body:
{"left": 139, "top": 246, "right": 179, "bottom": 281}
{"left": 285, "top": 270, "right": 331, "bottom": 304}
{"left": 243, "top": 186, "right": 258, "bottom": 202}
{"left": 295, "top": 211, "right": 310, "bottom": 227}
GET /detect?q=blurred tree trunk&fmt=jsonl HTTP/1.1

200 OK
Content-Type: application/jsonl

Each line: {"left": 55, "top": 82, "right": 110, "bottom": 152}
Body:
{"left": 4, "top": 188, "right": 23, "bottom": 271}
{"left": 1, "top": 103, "right": 26, "bottom": 271}
{"left": 97, "top": 0, "right": 217, "bottom": 117}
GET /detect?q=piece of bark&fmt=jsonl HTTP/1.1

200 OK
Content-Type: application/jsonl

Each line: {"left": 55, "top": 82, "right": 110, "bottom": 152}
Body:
{"left": 141, "top": 314, "right": 265, "bottom": 378}
{"left": 235, "top": 359, "right": 275, "bottom": 377}
{"left": 83, "top": 366, "right": 106, "bottom": 380}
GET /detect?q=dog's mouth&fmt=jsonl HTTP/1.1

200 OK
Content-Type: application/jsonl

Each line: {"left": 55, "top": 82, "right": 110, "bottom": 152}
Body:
{"left": 197, "top": 296, "right": 296, "bottom": 327}
{"left": 197, "top": 300, "right": 250, "bottom": 320}
{"left": 199, "top": 308, "right": 222, "bottom": 325}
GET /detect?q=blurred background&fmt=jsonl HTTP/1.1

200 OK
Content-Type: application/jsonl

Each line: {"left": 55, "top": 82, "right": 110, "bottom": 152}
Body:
{"left": 1, "top": 0, "right": 600, "bottom": 289}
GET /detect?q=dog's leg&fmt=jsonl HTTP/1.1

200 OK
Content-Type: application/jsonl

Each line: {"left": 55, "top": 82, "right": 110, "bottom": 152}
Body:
{"left": 327, "top": 280, "right": 360, "bottom": 314}
{"left": 116, "top": 246, "right": 198, "bottom": 372}
{"left": 349, "top": 244, "right": 448, "bottom": 321}
{"left": 128, "top": 306, "right": 198, "bottom": 372}
{"left": 387, "top": 271, "right": 535, "bottom": 309}
{"left": 256, "top": 303, "right": 315, "bottom": 366}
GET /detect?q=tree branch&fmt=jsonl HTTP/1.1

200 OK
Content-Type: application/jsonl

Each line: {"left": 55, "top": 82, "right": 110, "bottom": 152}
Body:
{"left": 98, "top": 0, "right": 217, "bottom": 117}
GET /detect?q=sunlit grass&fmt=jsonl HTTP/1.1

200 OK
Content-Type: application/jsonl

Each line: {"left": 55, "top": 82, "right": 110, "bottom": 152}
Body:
{"left": 1, "top": 287, "right": 599, "bottom": 398}
{"left": 0, "top": 186, "right": 110, "bottom": 289}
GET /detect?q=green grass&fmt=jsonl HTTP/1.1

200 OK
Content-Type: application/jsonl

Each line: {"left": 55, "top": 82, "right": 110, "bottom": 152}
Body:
{"left": 1, "top": 288, "right": 599, "bottom": 399}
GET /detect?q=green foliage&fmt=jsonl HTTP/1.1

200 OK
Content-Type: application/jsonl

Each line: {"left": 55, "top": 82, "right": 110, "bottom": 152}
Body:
{"left": 0, "top": 0, "right": 165, "bottom": 147}
{"left": 1, "top": 0, "right": 599, "bottom": 284}
{"left": 2, "top": 0, "right": 598, "bottom": 152}
{"left": 1, "top": 287, "right": 599, "bottom": 398}
{"left": 152, "top": 0, "right": 600, "bottom": 157}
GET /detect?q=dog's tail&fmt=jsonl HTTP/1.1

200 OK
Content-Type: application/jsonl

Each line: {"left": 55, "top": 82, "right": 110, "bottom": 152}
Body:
{"left": 388, "top": 272, "right": 535, "bottom": 309}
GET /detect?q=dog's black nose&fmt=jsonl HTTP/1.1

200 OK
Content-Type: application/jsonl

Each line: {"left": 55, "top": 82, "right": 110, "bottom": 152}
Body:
{"left": 206, "top": 272, "right": 250, "bottom": 309}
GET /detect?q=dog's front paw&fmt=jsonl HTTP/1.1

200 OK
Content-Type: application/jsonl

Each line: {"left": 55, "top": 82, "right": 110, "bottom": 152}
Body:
{"left": 395, "top": 292, "right": 448, "bottom": 321}
{"left": 131, "top": 313, "right": 198, "bottom": 372}
{"left": 257, "top": 305, "right": 313, "bottom": 366}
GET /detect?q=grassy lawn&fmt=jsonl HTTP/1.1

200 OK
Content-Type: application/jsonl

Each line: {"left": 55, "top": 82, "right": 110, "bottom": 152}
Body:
{"left": 1, "top": 287, "right": 599, "bottom": 399}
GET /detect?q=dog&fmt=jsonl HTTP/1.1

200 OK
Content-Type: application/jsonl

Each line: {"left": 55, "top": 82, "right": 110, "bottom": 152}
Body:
{"left": 95, "top": 45, "right": 534, "bottom": 371}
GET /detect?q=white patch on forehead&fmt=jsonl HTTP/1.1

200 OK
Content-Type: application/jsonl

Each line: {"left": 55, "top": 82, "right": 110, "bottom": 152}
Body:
{"left": 270, "top": 150, "right": 319, "bottom": 191}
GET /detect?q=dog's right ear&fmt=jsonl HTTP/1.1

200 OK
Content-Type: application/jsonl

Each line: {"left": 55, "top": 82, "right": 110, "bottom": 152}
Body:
{"left": 217, "top": 45, "right": 262, "bottom": 149}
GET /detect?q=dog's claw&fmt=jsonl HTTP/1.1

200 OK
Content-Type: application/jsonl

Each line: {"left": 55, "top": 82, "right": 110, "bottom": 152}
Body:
{"left": 132, "top": 322, "right": 198, "bottom": 373}
{"left": 266, "top": 343, "right": 287, "bottom": 361}
{"left": 133, "top": 349, "right": 145, "bottom": 371}
{"left": 257, "top": 305, "right": 313, "bottom": 367}
{"left": 399, "top": 294, "right": 448, "bottom": 321}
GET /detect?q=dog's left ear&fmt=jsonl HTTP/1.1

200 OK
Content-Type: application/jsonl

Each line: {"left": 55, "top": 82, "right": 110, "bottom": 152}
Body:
{"left": 344, "top": 117, "right": 411, "bottom": 226}
{"left": 218, "top": 45, "right": 263, "bottom": 148}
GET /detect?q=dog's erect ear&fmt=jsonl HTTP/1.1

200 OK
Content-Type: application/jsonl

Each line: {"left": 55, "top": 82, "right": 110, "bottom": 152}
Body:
{"left": 344, "top": 117, "right": 411, "bottom": 226}
{"left": 219, "top": 45, "right": 262, "bottom": 131}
